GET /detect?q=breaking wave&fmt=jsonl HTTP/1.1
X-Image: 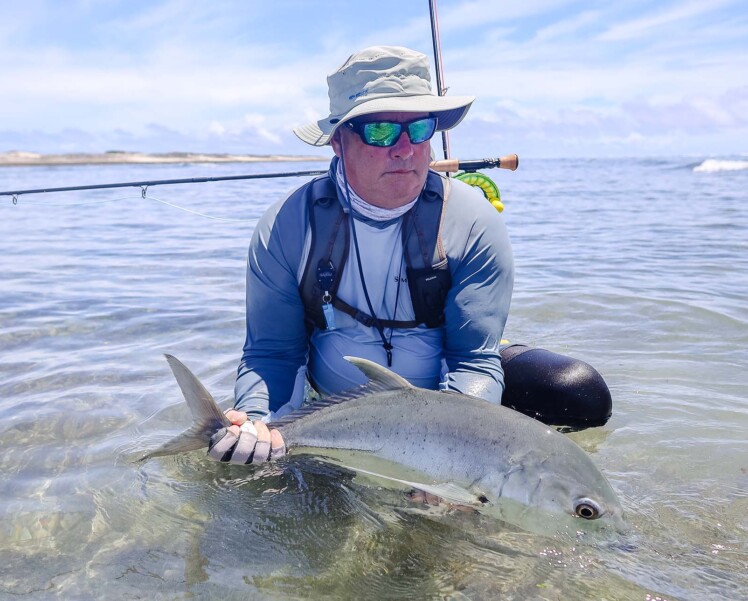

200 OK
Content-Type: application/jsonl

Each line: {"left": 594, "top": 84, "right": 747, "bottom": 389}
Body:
{"left": 693, "top": 159, "right": 748, "bottom": 173}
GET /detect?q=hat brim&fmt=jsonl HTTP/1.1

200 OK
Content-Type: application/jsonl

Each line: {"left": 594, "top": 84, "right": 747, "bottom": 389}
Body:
{"left": 293, "top": 94, "right": 475, "bottom": 146}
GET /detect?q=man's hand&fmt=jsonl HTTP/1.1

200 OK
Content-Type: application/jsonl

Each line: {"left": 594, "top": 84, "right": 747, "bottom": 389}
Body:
{"left": 406, "top": 490, "right": 478, "bottom": 514}
{"left": 207, "top": 409, "right": 286, "bottom": 464}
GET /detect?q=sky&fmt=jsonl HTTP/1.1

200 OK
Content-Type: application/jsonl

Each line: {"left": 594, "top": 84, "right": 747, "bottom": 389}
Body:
{"left": 1, "top": 0, "right": 746, "bottom": 159}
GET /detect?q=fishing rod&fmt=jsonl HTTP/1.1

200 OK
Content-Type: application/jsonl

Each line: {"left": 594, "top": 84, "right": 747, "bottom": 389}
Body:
{"left": 428, "top": 0, "right": 450, "bottom": 162}
{"left": 426, "top": 0, "right": 517, "bottom": 213}
{"left": 1, "top": 154, "right": 518, "bottom": 201}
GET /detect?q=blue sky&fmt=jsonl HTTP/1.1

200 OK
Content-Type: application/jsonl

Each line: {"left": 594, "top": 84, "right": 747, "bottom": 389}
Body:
{"left": 1, "top": 0, "right": 746, "bottom": 158}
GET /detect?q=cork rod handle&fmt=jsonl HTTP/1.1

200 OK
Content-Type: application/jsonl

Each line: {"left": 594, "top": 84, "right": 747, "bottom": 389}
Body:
{"left": 430, "top": 154, "right": 519, "bottom": 173}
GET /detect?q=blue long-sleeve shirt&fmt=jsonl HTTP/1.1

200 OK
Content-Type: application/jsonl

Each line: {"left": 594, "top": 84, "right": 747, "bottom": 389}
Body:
{"left": 234, "top": 160, "right": 514, "bottom": 419}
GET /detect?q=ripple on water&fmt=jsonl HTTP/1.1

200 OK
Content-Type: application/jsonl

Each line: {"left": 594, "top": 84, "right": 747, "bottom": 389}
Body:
{"left": 1, "top": 159, "right": 747, "bottom": 599}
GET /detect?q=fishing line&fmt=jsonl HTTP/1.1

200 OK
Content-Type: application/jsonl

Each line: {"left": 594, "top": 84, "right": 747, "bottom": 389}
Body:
{"left": 144, "top": 194, "right": 257, "bottom": 223}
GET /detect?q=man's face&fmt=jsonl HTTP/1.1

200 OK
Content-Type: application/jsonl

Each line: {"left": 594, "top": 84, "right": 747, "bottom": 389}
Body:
{"left": 330, "top": 111, "right": 432, "bottom": 209}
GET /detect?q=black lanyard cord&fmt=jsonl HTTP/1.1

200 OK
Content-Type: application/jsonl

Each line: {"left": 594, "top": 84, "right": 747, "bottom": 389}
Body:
{"left": 338, "top": 149, "right": 401, "bottom": 366}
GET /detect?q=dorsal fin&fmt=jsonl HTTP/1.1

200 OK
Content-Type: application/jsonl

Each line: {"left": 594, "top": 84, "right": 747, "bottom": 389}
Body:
{"left": 271, "top": 356, "right": 412, "bottom": 430}
{"left": 343, "top": 356, "right": 414, "bottom": 391}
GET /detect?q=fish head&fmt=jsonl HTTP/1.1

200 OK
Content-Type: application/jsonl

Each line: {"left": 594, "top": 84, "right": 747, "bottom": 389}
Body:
{"left": 477, "top": 448, "right": 626, "bottom": 537}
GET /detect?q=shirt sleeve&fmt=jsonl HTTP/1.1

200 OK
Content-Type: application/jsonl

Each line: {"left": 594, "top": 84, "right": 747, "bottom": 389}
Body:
{"left": 234, "top": 192, "right": 309, "bottom": 418}
{"left": 440, "top": 178, "right": 514, "bottom": 404}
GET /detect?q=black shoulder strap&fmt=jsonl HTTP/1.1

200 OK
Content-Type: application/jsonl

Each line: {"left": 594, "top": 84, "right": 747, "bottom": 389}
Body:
{"left": 403, "top": 173, "right": 452, "bottom": 328}
{"left": 298, "top": 176, "right": 348, "bottom": 331}
{"left": 402, "top": 172, "right": 450, "bottom": 269}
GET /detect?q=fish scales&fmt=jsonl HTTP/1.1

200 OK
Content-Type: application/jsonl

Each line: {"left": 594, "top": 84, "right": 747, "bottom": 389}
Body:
{"left": 277, "top": 389, "right": 547, "bottom": 482}
{"left": 276, "top": 387, "right": 614, "bottom": 509}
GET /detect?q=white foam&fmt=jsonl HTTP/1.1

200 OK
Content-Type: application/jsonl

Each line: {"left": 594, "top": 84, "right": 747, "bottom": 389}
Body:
{"left": 693, "top": 159, "right": 748, "bottom": 173}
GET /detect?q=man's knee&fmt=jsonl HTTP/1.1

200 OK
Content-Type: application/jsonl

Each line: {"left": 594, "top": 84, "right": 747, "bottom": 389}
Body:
{"left": 500, "top": 345, "right": 612, "bottom": 429}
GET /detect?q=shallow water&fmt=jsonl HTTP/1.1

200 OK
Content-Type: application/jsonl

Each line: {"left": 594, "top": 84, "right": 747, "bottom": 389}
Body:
{"left": 1, "top": 157, "right": 746, "bottom": 600}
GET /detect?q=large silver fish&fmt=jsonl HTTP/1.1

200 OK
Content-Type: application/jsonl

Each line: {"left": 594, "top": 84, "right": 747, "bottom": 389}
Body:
{"left": 143, "top": 354, "right": 625, "bottom": 535}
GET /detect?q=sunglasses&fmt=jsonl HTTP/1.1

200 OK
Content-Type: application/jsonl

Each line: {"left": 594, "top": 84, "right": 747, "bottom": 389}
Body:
{"left": 344, "top": 116, "right": 438, "bottom": 147}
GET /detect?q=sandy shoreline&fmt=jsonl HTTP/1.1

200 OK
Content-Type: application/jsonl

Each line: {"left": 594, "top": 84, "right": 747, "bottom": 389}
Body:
{"left": 0, "top": 151, "right": 328, "bottom": 166}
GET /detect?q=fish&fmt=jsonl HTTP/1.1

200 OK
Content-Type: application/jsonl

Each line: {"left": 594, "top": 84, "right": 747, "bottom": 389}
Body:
{"left": 142, "top": 354, "right": 625, "bottom": 535}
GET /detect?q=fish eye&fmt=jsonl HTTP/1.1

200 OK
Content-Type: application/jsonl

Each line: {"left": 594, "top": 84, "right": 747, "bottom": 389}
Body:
{"left": 574, "top": 498, "right": 602, "bottom": 520}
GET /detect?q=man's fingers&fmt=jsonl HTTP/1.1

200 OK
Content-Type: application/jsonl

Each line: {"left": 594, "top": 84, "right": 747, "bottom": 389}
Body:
{"left": 270, "top": 428, "right": 286, "bottom": 459}
{"left": 406, "top": 489, "right": 443, "bottom": 506}
{"left": 405, "top": 489, "right": 477, "bottom": 513}
{"left": 208, "top": 419, "right": 285, "bottom": 464}
{"left": 252, "top": 421, "right": 272, "bottom": 463}
{"left": 230, "top": 421, "right": 258, "bottom": 464}
{"left": 225, "top": 409, "right": 248, "bottom": 426}
{"left": 208, "top": 427, "right": 239, "bottom": 461}
{"left": 424, "top": 492, "right": 442, "bottom": 505}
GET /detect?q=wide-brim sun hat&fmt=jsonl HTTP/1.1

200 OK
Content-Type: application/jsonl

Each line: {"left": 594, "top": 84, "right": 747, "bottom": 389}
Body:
{"left": 294, "top": 46, "right": 474, "bottom": 146}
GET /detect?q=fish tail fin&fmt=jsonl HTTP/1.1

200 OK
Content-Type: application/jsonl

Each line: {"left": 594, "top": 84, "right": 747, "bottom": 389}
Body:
{"left": 139, "top": 354, "right": 231, "bottom": 461}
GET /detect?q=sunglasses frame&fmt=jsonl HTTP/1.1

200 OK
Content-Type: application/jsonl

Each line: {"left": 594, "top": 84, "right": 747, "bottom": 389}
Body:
{"left": 344, "top": 115, "right": 438, "bottom": 147}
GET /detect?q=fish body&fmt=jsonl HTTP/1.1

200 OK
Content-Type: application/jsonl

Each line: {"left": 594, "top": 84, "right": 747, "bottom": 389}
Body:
{"left": 144, "top": 355, "right": 625, "bottom": 534}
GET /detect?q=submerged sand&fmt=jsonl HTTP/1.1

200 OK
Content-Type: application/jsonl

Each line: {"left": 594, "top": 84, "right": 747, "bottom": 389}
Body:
{"left": 0, "top": 151, "right": 327, "bottom": 166}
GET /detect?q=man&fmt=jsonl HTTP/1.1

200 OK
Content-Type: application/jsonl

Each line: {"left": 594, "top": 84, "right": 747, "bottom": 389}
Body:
{"left": 207, "top": 45, "right": 514, "bottom": 464}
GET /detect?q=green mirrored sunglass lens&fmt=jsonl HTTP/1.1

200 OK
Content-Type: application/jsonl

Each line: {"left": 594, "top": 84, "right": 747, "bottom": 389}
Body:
{"left": 363, "top": 123, "right": 401, "bottom": 146}
{"left": 408, "top": 120, "right": 434, "bottom": 142}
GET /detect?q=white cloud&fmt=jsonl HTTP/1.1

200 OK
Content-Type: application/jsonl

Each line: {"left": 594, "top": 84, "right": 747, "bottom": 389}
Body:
{"left": 208, "top": 121, "right": 226, "bottom": 136}
{"left": 532, "top": 10, "right": 603, "bottom": 43}
{"left": 597, "top": 0, "right": 736, "bottom": 42}
{"left": 240, "top": 114, "right": 282, "bottom": 145}
{"left": 1, "top": 1, "right": 746, "bottom": 157}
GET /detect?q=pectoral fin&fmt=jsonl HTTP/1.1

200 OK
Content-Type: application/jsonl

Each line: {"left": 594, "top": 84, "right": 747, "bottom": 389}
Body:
{"left": 341, "top": 464, "right": 486, "bottom": 507}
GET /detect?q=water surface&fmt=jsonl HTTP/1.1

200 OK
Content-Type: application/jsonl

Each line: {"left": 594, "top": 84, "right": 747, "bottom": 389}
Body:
{"left": 1, "top": 157, "right": 746, "bottom": 599}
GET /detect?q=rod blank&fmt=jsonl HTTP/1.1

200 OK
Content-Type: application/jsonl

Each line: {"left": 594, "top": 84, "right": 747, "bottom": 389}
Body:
{"left": 1, "top": 154, "right": 519, "bottom": 198}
